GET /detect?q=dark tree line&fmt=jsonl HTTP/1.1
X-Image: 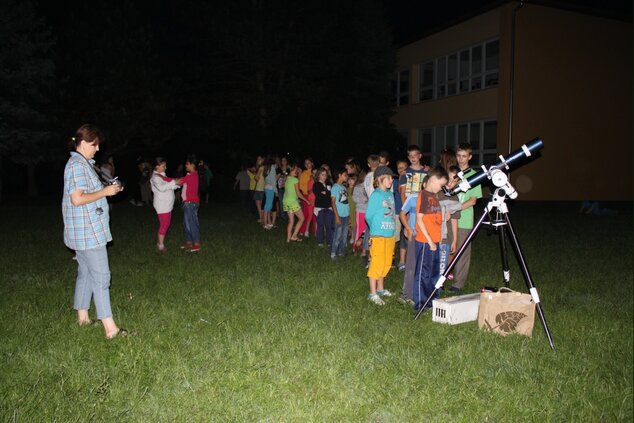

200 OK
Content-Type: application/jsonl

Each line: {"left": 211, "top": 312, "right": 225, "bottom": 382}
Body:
{"left": 0, "top": 0, "right": 401, "bottom": 200}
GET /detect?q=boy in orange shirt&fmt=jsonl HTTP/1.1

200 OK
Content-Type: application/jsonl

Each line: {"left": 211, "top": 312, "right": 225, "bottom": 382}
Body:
{"left": 413, "top": 166, "right": 448, "bottom": 312}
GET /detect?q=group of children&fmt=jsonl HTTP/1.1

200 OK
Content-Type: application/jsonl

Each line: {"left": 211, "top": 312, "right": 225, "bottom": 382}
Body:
{"left": 239, "top": 143, "right": 482, "bottom": 311}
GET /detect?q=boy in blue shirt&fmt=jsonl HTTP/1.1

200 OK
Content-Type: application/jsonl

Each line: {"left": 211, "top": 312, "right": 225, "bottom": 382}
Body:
{"left": 365, "top": 166, "right": 397, "bottom": 305}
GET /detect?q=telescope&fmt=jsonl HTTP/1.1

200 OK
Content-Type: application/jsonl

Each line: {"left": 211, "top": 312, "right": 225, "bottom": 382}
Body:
{"left": 449, "top": 138, "right": 543, "bottom": 196}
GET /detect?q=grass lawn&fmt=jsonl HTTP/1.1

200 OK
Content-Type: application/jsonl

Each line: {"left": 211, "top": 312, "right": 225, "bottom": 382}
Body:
{"left": 0, "top": 201, "right": 632, "bottom": 422}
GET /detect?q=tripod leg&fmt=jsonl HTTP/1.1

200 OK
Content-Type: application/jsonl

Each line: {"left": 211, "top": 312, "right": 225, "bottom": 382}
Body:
{"left": 414, "top": 207, "right": 489, "bottom": 320}
{"left": 504, "top": 214, "right": 555, "bottom": 350}
{"left": 498, "top": 222, "right": 511, "bottom": 288}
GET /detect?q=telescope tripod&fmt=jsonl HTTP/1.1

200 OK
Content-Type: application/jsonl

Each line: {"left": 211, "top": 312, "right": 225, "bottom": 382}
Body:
{"left": 414, "top": 186, "right": 555, "bottom": 350}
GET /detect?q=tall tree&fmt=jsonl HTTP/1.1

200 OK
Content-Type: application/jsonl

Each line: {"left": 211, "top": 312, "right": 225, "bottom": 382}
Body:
{"left": 0, "top": 0, "right": 56, "bottom": 200}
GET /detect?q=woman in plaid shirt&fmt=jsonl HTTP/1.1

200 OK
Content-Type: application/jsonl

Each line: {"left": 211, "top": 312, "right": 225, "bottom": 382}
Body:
{"left": 62, "top": 124, "right": 126, "bottom": 339}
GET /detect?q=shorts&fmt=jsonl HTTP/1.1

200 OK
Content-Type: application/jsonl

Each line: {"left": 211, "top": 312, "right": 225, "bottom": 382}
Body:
{"left": 367, "top": 236, "right": 396, "bottom": 280}
{"left": 400, "top": 225, "right": 409, "bottom": 250}
{"left": 253, "top": 191, "right": 264, "bottom": 201}
{"left": 284, "top": 203, "right": 300, "bottom": 213}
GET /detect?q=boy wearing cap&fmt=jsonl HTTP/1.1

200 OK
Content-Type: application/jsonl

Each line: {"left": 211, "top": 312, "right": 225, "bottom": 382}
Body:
{"left": 365, "top": 166, "right": 396, "bottom": 305}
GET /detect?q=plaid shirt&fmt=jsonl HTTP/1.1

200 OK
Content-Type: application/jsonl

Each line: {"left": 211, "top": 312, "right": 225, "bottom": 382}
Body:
{"left": 62, "top": 152, "right": 112, "bottom": 250}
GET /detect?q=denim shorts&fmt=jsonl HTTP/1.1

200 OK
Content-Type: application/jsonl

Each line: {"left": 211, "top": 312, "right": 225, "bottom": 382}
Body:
{"left": 253, "top": 191, "right": 264, "bottom": 201}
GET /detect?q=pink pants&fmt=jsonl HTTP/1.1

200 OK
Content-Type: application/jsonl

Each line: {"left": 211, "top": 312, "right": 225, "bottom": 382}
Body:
{"left": 157, "top": 212, "right": 172, "bottom": 235}
{"left": 354, "top": 211, "right": 366, "bottom": 243}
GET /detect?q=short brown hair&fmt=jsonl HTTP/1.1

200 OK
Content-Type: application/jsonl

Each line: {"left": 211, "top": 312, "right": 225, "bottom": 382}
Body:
{"left": 423, "top": 165, "right": 449, "bottom": 184}
{"left": 457, "top": 142, "right": 473, "bottom": 154}
{"left": 69, "top": 124, "right": 103, "bottom": 149}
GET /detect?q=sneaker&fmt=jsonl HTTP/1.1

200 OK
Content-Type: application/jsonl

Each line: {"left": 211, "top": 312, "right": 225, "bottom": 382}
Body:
{"left": 180, "top": 242, "right": 193, "bottom": 250}
{"left": 397, "top": 297, "right": 415, "bottom": 306}
{"left": 377, "top": 289, "right": 393, "bottom": 297}
{"left": 317, "top": 243, "right": 324, "bottom": 247}
{"left": 330, "top": 254, "right": 337, "bottom": 260}
{"left": 397, "top": 263, "right": 406, "bottom": 271}
{"left": 368, "top": 294, "right": 385, "bottom": 306}
{"left": 449, "top": 286, "right": 460, "bottom": 293}
{"left": 188, "top": 243, "right": 201, "bottom": 252}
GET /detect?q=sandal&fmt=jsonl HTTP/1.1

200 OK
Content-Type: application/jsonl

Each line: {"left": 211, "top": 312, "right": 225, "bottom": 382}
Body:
{"left": 290, "top": 238, "right": 303, "bottom": 242}
{"left": 106, "top": 328, "right": 129, "bottom": 340}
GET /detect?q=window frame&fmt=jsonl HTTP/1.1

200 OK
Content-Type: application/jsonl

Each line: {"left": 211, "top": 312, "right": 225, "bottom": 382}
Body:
{"left": 417, "top": 38, "right": 499, "bottom": 103}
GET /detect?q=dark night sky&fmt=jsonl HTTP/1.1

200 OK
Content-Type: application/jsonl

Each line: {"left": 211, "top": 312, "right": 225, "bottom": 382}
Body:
{"left": 384, "top": 0, "right": 633, "bottom": 45}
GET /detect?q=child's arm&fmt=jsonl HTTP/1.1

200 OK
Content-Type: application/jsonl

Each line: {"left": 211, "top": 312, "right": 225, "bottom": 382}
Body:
{"left": 416, "top": 212, "right": 436, "bottom": 251}
{"left": 399, "top": 210, "right": 412, "bottom": 240}
{"left": 365, "top": 193, "right": 378, "bottom": 223}
{"left": 399, "top": 184, "right": 407, "bottom": 206}
{"left": 331, "top": 195, "right": 341, "bottom": 225}
{"left": 151, "top": 175, "right": 177, "bottom": 192}
{"left": 461, "top": 195, "right": 478, "bottom": 210}
{"left": 295, "top": 183, "right": 309, "bottom": 204}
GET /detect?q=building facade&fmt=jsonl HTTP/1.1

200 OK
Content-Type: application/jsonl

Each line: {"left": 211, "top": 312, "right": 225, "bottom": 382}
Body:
{"left": 391, "top": 2, "right": 632, "bottom": 200}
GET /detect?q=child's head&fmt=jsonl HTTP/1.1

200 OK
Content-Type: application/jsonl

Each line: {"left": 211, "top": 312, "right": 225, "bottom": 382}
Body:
{"left": 185, "top": 154, "right": 197, "bottom": 172}
{"left": 456, "top": 143, "right": 473, "bottom": 169}
{"left": 423, "top": 166, "right": 449, "bottom": 194}
{"left": 396, "top": 159, "right": 408, "bottom": 176}
{"left": 439, "top": 148, "right": 457, "bottom": 170}
{"left": 290, "top": 163, "right": 301, "bottom": 176}
{"left": 446, "top": 165, "right": 460, "bottom": 189}
{"left": 373, "top": 165, "right": 395, "bottom": 191}
{"left": 345, "top": 158, "right": 361, "bottom": 176}
{"left": 347, "top": 173, "right": 357, "bottom": 187}
{"left": 378, "top": 151, "right": 390, "bottom": 167}
{"left": 334, "top": 168, "right": 348, "bottom": 184}
{"left": 154, "top": 157, "right": 167, "bottom": 172}
{"left": 407, "top": 145, "right": 422, "bottom": 166}
{"left": 304, "top": 157, "right": 314, "bottom": 170}
{"left": 367, "top": 154, "right": 380, "bottom": 171}
{"left": 316, "top": 167, "right": 328, "bottom": 183}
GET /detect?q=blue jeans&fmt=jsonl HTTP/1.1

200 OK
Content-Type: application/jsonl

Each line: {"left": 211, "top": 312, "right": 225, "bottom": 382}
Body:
{"left": 413, "top": 241, "right": 440, "bottom": 311}
{"left": 331, "top": 216, "right": 349, "bottom": 256}
{"left": 278, "top": 188, "right": 286, "bottom": 218}
{"left": 316, "top": 208, "right": 334, "bottom": 245}
{"left": 182, "top": 202, "right": 200, "bottom": 243}
{"left": 74, "top": 246, "right": 113, "bottom": 320}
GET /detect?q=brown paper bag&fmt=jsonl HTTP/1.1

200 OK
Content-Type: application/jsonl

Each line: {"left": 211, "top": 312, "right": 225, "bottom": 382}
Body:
{"left": 478, "top": 288, "right": 536, "bottom": 337}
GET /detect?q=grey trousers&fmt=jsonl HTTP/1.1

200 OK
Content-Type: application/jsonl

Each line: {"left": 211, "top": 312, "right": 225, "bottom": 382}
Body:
{"left": 401, "top": 239, "right": 417, "bottom": 300}
{"left": 452, "top": 228, "right": 472, "bottom": 289}
{"left": 74, "top": 246, "right": 113, "bottom": 320}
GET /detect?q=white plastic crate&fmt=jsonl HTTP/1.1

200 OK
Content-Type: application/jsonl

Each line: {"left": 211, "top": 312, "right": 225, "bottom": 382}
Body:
{"left": 432, "top": 293, "right": 481, "bottom": 325}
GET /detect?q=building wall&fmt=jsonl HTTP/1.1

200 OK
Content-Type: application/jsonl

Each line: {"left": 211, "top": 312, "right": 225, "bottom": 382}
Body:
{"left": 500, "top": 4, "right": 633, "bottom": 200}
{"left": 392, "top": 3, "right": 633, "bottom": 201}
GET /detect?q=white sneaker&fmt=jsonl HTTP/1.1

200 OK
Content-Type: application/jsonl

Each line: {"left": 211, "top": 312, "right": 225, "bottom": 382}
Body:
{"left": 377, "top": 289, "right": 393, "bottom": 297}
{"left": 368, "top": 294, "right": 385, "bottom": 306}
